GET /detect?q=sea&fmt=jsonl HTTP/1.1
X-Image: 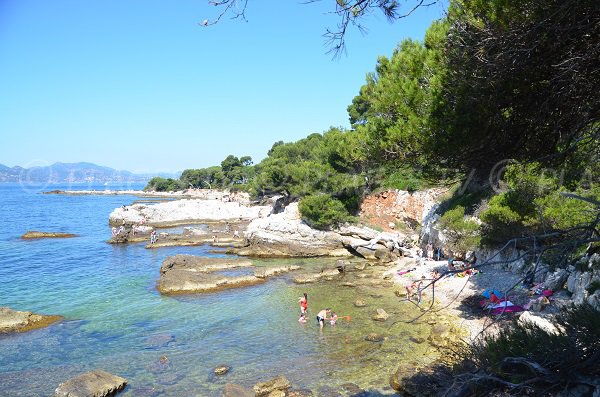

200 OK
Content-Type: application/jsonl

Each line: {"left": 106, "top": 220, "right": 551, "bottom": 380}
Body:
{"left": 0, "top": 182, "right": 431, "bottom": 397}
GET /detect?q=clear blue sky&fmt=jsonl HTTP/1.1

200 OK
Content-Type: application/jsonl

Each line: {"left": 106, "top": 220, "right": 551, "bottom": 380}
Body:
{"left": 0, "top": 0, "right": 447, "bottom": 174}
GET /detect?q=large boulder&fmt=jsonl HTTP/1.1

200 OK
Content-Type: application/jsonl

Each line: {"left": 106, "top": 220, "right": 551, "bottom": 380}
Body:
{"left": 54, "top": 370, "right": 127, "bottom": 397}
{"left": 518, "top": 311, "right": 562, "bottom": 335}
{"left": 239, "top": 203, "right": 410, "bottom": 260}
{"left": 0, "top": 307, "right": 62, "bottom": 334}
{"left": 240, "top": 203, "right": 351, "bottom": 257}
{"left": 544, "top": 268, "right": 569, "bottom": 291}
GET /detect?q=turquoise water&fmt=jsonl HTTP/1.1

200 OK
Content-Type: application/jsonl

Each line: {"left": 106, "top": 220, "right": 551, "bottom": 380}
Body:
{"left": 0, "top": 183, "right": 431, "bottom": 396}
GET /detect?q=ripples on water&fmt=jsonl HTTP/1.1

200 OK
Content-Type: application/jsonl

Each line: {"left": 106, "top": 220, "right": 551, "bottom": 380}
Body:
{"left": 0, "top": 183, "right": 429, "bottom": 396}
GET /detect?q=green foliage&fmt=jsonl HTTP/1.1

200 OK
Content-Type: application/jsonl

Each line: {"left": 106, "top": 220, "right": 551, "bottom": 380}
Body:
{"left": 179, "top": 154, "right": 254, "bottom": 190}
{"left": 429, "top": 0, "right": 600, "bottom": 175}
{"left": 298, "top": 194, "right": 351, "bottom": 230}
{"left": 347, "top": 20, "right": 449, "bottom": 174}
{"left": 374, "top": 165, "right": 425, "bottom": 192}
{"left": 438, "top": 205, "right": 481, "bottom": 254}
{"left": 180, "top": 166, "right": 224, "bottom": 189}
{"left": 469, "top": 304, "right": 600, "bottom": 395}
{"left": 480, "top": 162, "right": 599, "bottom": 243}
{"left": 252, "top": 128, "right": 365, "bottom": 207}
{"left": 144, "top": 177, "right": 185, "bottom": 192}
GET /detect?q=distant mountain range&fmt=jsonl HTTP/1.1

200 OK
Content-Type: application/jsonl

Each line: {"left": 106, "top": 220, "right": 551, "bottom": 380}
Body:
{"left": 0, "top": 162, "right": 179, "bottom": 183}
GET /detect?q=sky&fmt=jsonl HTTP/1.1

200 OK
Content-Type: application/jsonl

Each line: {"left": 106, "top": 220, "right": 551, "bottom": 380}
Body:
{"left": 0, "top": 0, "right": 447, "bottom": 174}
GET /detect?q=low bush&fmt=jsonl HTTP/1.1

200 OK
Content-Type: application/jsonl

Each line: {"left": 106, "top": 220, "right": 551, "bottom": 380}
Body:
{"left": 298, "top": 194, "right": 351, "bottom": 230}
{"left": 438, "top": 205, "right": 481, "bottom": 254}
{"left": 144, "top": 177, "right": 185, "bottom": 192}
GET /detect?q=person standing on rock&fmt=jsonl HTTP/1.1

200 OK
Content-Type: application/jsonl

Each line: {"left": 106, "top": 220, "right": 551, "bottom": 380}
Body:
{"left": 426, "top": 243, "right": 434, "bottom": 260}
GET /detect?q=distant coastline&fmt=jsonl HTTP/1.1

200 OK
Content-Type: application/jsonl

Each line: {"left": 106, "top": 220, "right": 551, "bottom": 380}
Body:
{"left": 0, "top": 161, "right": 178, "bottom": 183}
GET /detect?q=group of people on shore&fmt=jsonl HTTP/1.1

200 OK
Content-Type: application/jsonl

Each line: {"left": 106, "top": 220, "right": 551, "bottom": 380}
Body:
{"left": 297, "top": 292, "right": 338, "bottom": 328}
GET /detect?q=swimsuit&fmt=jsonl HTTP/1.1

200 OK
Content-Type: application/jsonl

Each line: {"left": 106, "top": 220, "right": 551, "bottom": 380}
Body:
{"left": 316, "top": 315, "right": 324, "bottom": 325}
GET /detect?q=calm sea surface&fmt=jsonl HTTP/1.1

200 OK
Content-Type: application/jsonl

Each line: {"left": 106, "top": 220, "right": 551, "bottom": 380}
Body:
{"left": 0, "top": 182, "right": 430, "bottom": 396}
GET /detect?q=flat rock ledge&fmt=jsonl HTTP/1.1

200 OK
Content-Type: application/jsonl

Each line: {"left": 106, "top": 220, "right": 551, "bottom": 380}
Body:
{"left": 0, "top": 306, "right": 62, "bottom": 334}
{"left": 108, "top": 198, "right": 271, "bottom": 227}
{"left": 21, "top": 231, "right": 77, "bottom": 239}
{"left": 54, "top": 370, "right": 127, "bottom": 397}
{"left": 157, "top": 255, "right": 299, "bottom": 295}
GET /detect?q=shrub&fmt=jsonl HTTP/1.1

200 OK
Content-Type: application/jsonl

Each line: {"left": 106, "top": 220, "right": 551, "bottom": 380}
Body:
{"left": 438, "top": 205, "right": 481, "bottom": 254}
{"left": 480, "top": 162, "right": 599, "bottom": 243}
{"left": 402, "top": 304, "right": 600, "bottom": 396}
{"left": 298, "top": 194, "right": 350, "bottom": 230}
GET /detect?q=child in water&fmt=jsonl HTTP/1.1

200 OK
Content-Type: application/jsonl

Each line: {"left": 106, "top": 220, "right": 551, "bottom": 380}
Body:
{"left": 298, "top": 313, "right": 307, "bottom": 323}
{"left": 330, "top": 312, "right": 338, "bottom": 326}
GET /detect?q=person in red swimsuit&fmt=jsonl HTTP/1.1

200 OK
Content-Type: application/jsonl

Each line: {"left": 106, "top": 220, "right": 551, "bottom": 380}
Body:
{"left": 299, "top": 292, "right": 308, "bottom": 316}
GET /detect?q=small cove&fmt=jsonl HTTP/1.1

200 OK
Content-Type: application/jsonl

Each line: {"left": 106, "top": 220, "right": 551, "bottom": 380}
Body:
{"left": 0, "top": 183, "right": 437, "bottom": 396}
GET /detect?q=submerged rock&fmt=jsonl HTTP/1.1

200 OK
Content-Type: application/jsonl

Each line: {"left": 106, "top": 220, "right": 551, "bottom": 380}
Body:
{"left": 288, "top": 389, "right": 314, "bottom": 396}
{"left": 144, "top": 333, "right": 175, "bottom": 349}
{"left": 354, "top": 299, "right": 367, "bottom": 307}
{"left": 54, "top": 370, "right": 127, "bottom": 397}
{"left": 372, "top": 308, "right": 390, "bottom": 322}
{"left": 223, "top": 383, "right": 253, "bottom": 397}
{"left": 253, "top": 375, "right": 291, "bottom": 396}
{"left": 255, "top": 265, "right": 301, "bottom": 279}
{"left": 365, "top": 333, "right": 386, "bottom": 342}
{"left": 214, "top": 365, "right": 231, "bottom": 376}
{"left": 21, "top": 231, "right": 77, "bottom": 239}
{"left": 0, "top": 306, "right": 62, "bottom": 334}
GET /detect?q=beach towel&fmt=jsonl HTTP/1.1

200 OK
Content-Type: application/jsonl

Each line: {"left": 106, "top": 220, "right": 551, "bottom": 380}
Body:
{"left": 490, "top": 304, "right": 525, "bottom": 315}
{"left": 482, "top": 289, "right": 504, "bottom": 300}
{"left": 488, "top": 301, "right": 514, "bottom": 309}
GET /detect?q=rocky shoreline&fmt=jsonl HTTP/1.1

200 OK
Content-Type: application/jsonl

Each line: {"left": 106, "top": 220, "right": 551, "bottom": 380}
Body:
{"left": 8, "top": 186, "right": 596, "bottom": 396}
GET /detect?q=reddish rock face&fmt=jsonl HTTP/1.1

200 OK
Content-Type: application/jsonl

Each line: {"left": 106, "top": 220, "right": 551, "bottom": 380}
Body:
{"left": 359, "top": 188, "right": 446, "bottom": 232}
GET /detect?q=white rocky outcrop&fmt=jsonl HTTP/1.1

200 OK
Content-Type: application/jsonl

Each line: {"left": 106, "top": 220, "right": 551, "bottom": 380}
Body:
{"left": 109, "top": 198, "right": 271, "bottom": 226}
{"left": 566, "top": 254, "right": 600, "bottom": 310}
{"left": 240, "top": 203, "right": 409, "bottom": 259}
{"left": 242, "top": 203, "right": 349, "bottom": 257}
